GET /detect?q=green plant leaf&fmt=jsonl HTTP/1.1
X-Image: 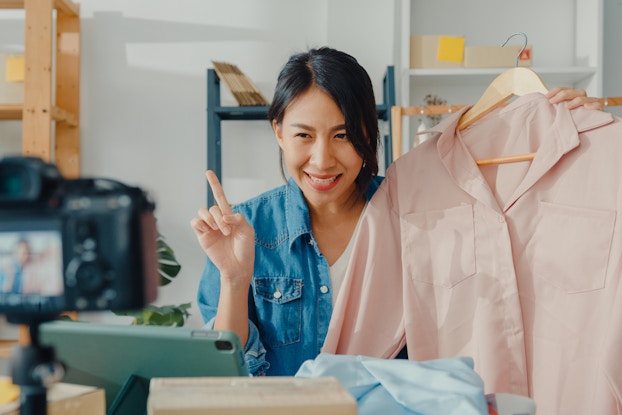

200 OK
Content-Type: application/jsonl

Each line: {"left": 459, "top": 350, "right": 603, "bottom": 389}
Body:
{"left": 157, "top": 234, "right": 182, "bottom": 286}
{"left": 115, "top": 303, "right": 192, "bottom": 327}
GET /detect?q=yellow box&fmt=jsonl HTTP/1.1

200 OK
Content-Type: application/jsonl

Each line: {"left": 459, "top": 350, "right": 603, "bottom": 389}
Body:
{"left": 410, "top": 35, "right": 465, "bottom": 69}
{"left": 5, "top": 56, "right": 24, "bottom": 83}
{"left": 0, "top": 382, "right": 106, "bottom": 415}
{"left": 0, "top": 55, "right": 24, "bottom": 104}
{"left": 464, "top": 45, "right": 532, "bottom": 68}
{"left": 147, "top": 376, "right": 357, "bottom": 415}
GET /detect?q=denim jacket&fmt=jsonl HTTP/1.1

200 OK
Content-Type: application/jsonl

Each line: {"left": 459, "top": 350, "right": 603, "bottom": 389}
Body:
{"left": 197, "top": 176, "right": 383, "bottom": 376}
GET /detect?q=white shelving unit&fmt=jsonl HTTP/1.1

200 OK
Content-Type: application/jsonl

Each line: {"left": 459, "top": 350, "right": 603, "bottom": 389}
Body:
{"left": 394, "top": 0, "right": 603, "bottom": 153}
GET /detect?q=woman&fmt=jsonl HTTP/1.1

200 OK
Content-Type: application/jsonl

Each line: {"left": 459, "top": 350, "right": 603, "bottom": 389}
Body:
{"left": 191, "top": 46, "right": 601, "bottom": 376}
{"left": 193, "top": 47, "right": 380, "bottom": 376}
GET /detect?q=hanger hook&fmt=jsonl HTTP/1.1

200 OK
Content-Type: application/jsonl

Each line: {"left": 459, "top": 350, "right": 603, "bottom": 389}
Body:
{"left": 501, "top": 32, "right": 528, "bottom": 67}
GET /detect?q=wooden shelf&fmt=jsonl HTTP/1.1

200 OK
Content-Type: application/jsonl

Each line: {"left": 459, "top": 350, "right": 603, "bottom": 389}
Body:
{"left": 0, "top": 104, "right": 22, "bottom": 120}
{"left": 0, "top": 104, "right": 79, "bottom": 125}
{"left": 0, "top": 0, "right": 81, "bottom": 178}
{"left": 0, "top": 0, "right": 79, "bottom": 16}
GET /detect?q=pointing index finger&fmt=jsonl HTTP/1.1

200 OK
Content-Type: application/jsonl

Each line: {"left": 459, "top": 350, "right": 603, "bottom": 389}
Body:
{"left": 205, "top": 170, "right": 234, "bottom": 215}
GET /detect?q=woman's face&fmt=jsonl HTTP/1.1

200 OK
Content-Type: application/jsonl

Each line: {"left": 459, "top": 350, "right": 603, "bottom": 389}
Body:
{"left": 273, "top": 86, "right": 363, "bottom": 210}
{"left": 15, "top": 241, "right": 30, "bottom": 266}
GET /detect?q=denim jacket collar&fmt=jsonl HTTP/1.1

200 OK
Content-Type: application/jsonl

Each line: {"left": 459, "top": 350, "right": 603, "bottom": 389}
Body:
{"left": 284, "top": 178, "right": 313, "bottom": 250}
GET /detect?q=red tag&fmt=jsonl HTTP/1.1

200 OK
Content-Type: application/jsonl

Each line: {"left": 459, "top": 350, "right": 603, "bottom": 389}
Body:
{"left": 519, "top": 49, "right": 531, "bottom": 61}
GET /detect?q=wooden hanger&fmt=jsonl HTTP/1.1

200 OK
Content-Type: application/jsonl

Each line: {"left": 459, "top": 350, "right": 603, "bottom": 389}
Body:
{"left": 458, "top": 67, "right": 548, "bottom": 131}
{"left": 458, "top": 33, "right": 548, "bottom": 166}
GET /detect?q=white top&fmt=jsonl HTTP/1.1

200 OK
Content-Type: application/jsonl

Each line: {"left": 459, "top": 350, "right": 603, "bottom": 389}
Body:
{"left": 328, "top": 203, "right": 367, "bottom": 306}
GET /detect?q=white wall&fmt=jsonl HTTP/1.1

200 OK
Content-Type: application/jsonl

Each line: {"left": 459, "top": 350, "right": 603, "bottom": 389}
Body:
{"left": 0, "top": 0, "right": 394, "bottom": 329}
{"left": 76, "top": 0, "right": 327, "bottom": 327}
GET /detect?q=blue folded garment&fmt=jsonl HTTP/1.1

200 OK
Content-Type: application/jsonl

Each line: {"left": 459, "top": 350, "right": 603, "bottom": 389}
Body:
{"left": 296, "top": 353, "right": 488, "bottom": 415}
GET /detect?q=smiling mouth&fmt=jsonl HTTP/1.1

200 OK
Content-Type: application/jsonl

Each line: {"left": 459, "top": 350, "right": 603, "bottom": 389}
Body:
{"left": 306, "top": 173, "right": 340, "bottom": 185}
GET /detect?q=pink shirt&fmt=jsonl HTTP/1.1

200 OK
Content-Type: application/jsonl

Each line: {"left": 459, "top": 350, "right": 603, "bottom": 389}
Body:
{"left": 323, "top": 93, "right": 622, "bottom": 414}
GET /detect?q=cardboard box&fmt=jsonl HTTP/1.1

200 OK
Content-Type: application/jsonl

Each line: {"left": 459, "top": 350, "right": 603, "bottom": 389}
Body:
{"left": 410, "top": 35, "right": 464, "bottom": 69}
{"left": 0, "top": 382, "right": 106, "bottom": 415}
{"left": 147, "top": 376, "right": 357, "bottom": 415}
{"left": 464, "top": 45, "right": 532, "bottom": 68}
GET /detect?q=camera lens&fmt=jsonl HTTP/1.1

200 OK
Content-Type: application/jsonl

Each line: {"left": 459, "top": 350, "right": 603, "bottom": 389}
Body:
{"left": 75, "top": 261, "right": 106, "bottom": 294}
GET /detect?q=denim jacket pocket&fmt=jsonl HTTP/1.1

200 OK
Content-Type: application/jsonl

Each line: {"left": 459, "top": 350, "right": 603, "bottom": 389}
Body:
{"left": 403, "top": 204, "right": 477, "bottom": 288}
{"left": 531, "top": 201, "right": 615, "bottom": 293}
{"left": 253, "top": 277, "right": 303, "bottom": 347}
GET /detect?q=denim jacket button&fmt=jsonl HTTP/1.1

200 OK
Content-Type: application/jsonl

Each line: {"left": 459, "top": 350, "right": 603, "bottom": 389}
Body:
{"left": 273, "top": 288, "right": 282, "bottom": 299}
{"left": 320, "top": 285, "right": 329, "bottom": 294}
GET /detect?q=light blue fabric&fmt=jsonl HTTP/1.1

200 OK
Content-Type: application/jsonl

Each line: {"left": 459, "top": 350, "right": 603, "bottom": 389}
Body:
{"left": 296, "top": 353, "right": 489, "bottom": 415}
{"left": 198, "top": 177, "right": 383, "bottom": 376}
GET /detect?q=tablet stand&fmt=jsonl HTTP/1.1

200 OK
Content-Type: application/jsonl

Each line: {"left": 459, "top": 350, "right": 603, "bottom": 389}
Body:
{"left": 107, "top": 374, "right": 150, "bottom": 415}
{"left": 9, "top": 318, "right": 65, "bottom": 415}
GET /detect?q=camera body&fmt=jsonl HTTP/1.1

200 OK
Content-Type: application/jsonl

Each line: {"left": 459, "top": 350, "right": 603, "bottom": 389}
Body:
{"left": 0, "top": 156, "right": 158, "bottom": 321}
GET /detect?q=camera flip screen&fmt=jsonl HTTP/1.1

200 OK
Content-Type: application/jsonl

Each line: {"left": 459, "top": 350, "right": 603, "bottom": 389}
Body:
{"left": 0, "top": 224, "right": 64, "bottom": 311}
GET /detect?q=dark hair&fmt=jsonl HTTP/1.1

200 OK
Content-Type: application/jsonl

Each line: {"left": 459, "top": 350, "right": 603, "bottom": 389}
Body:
{"left": 268, "top": 47, "right": 380, "bottom": 195}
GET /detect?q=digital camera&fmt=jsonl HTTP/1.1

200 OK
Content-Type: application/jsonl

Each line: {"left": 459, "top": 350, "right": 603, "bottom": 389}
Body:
{"left": 0, "top": 156, "right": 158, "bottom": 322}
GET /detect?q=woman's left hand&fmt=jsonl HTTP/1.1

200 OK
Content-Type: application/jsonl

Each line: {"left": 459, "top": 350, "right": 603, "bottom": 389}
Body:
{"left": 547, "top": 87, "right": 603, "bottom": 110}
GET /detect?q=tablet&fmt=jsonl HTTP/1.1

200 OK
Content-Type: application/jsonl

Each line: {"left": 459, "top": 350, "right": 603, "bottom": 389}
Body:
{"left": 38, "top": 320, "right": 249, "bottom": 414}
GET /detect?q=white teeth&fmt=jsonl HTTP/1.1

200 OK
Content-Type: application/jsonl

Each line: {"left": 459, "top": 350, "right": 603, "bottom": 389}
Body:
{"left": 309, "top": 175, "right": 337, "bottom": 185}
